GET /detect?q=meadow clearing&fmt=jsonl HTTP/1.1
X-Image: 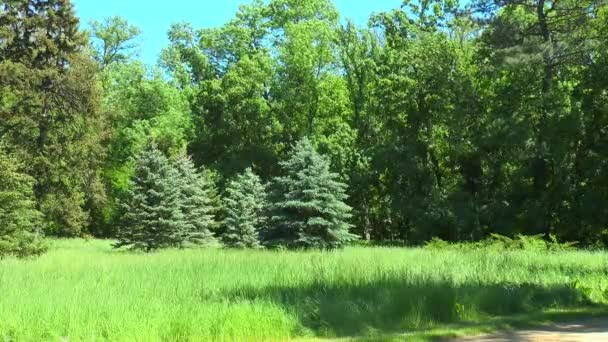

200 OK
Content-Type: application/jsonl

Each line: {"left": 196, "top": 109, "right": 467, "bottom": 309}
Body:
{"left": 1, "top": 239, "right": 608, "bottom": 341}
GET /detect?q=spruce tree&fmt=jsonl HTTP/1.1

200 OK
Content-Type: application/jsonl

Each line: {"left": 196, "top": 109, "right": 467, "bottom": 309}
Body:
{"left": 1, "top": 0, "right": 106, "bottom": 236}
{"left": 114, "top": 145, "right": 185, "bottom": 251}
{"left": 174, "top": 155, "right": 218, "bottom": 246}
{"left": 222, "top": 168, "right": 267, "bottom": 248}
{"left": 0, "top": 145, "right": 46, "bottom": 258}
{"left": 266, "top": 138, "right": 358, "bottom": 249}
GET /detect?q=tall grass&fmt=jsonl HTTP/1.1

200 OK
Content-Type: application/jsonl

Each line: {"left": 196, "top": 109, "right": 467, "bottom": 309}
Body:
{"left": 1, "top": 239, "right": 607, "bottom": 341}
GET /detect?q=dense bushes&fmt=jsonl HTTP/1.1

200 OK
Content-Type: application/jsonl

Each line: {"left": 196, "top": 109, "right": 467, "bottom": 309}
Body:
{"left": 424, "top": 234, "right": 578, "bottom": 252}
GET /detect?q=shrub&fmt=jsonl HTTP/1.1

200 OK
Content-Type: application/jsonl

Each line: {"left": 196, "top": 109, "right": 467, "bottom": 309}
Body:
{"left": 424, "top": 234, "right": 578, "bottom": 252}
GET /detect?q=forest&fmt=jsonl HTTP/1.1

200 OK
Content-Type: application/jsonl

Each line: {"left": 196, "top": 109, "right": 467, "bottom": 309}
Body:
{"left": 1, "top": 0, "right": 608, "bottom": 253}
{"left": 1, "top": 0, "right": 608, "bottom": 340}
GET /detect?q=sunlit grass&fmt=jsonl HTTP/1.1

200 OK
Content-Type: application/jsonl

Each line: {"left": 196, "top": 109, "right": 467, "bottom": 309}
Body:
{"left": 1, "top": 239, "right": 607, "bottom": 341}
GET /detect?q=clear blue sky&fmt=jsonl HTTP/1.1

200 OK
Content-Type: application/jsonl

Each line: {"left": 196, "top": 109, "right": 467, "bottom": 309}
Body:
{"left": 72, "top": 0, "right": 403, "bottom": 65}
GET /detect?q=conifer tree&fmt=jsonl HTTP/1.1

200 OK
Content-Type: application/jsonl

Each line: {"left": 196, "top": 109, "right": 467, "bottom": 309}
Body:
{"left": 114, "top": 145, "right": 185, "bottom": 251}
{"left": 0, "top": 0, "right": 106, "bottom": 236}
{"left": 265, "top": 138, "right": 358, "bottom": 249}
{"left": 0, "top": 145, "right": 46, "bottom": 258}
{"left": 222, "top": 168, "right": 267, "bottom": 248}
{"left": 174, "top": 155, "right": 218, "bottom": 246}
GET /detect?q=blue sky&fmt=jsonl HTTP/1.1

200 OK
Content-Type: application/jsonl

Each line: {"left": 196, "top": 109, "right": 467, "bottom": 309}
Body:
{"left": 72, "top": 0, "right": 403, "bottom": 65}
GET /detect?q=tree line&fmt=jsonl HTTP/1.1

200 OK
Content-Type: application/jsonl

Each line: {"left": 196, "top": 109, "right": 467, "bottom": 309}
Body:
{"left": 1, "top": 0, "right": 608, "bottom": 256}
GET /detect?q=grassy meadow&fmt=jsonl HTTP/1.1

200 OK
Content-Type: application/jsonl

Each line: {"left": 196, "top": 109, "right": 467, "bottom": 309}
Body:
{"left": 1, "top": 240, "right": 608, "bottom": 341}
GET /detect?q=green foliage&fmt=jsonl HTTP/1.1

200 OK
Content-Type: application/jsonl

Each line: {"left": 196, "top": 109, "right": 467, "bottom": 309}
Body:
{"left": 3, "top": 0, "right": 608, "bottom": 247}
{"left": 89, "top": 16, "right": 142, "bottom": 68}
{"left": 0, "top": 0, "right": 105, "bottom": 237}
{"left": 424, "top": 234, "right": 578, "bottom": 252}
{"left": 222, "top": 168, "right": 267, "bottom": 248}
{"left": 98, "top": 62, "right": 192, "bottom": 235}
{"left": 102, "top": 62, "right": 192, "bottom": 168}
{"left": 0, "top": 145, "right": 46, "bottom": 258}
{"left": 114, "top": 145, "right": 185, "bottom": 251}
{"left": 470, "top": 0, "right": 608, "bottom": 243}
{"left": 174, "top": 155, "right": 218, "bottom": 246}
{"left": 266, "top": 138, "right": 358, "bottom": 249}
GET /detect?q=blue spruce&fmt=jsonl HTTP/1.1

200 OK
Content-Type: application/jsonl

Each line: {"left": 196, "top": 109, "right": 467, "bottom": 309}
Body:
{"left": 114, "top": 145, "right": 185, "bottom": 251}
{"left": 265, "top": 138, "right": 358, "bottom": 249}
{"left": 222, "top": 168, "right": 267, "bottom": 248}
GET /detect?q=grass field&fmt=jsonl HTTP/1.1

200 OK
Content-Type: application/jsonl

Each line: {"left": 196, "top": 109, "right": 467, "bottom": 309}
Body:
{"left": 1, "top": 240, "right": 608, "bottom": 341}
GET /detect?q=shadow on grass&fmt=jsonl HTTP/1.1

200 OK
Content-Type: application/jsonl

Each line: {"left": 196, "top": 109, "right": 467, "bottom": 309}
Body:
{"left": 225, "top": 277, "right": 607, "bottom": 339}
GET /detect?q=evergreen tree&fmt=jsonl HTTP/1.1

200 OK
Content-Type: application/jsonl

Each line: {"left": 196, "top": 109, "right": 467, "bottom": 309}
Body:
{"left": 266, "top": 138, "right": 358, "bottom": 249}
{"left": 174, "top": 155, "right": 218, "bottom": 246}
{"left": 222, "top": 168, "right": 267, "bottom": 248}
{"left": 0, "top": 144, "right": 46, "bottom": 258}
{"left": 0, "top": 0, "right": 106, "bottom": 236}
{"left": 114, "top": 145, "right": 185, "bottom": 251}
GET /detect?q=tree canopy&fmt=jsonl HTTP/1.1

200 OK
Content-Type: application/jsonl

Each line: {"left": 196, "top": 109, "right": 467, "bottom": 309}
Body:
{"left": 2, "top": 0, "right": 608, "bottom": 250}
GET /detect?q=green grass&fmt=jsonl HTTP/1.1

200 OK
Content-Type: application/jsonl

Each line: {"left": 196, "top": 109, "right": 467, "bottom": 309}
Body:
{"left": 1, "top": 240, "right": 608, "bottom": 341}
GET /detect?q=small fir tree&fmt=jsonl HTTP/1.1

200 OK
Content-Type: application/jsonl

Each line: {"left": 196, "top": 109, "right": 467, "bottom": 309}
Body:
{"left": 265, "top": 138, "right": 358, "bottom": 249}
{"left": 114, "top": 145, "right": 185, "bottom": 251}
{"left": 0, "top": 145, "right": 46, "bottom": 258}
{"left": 174, "top": 155, "right": 218, "bottom": 246}
{"left": 222, "top": 168, "right": 267, "bottom": 248}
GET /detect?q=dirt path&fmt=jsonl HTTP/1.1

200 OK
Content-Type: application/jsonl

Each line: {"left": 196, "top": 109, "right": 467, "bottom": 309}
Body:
{"left": 454, "top": 317, "right": 608, "bottom": 342}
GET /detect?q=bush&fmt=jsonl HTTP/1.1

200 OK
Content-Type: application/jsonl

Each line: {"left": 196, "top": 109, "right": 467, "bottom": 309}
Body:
{"left": 424, "top": 234, "right": 578, "bottom": 252}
